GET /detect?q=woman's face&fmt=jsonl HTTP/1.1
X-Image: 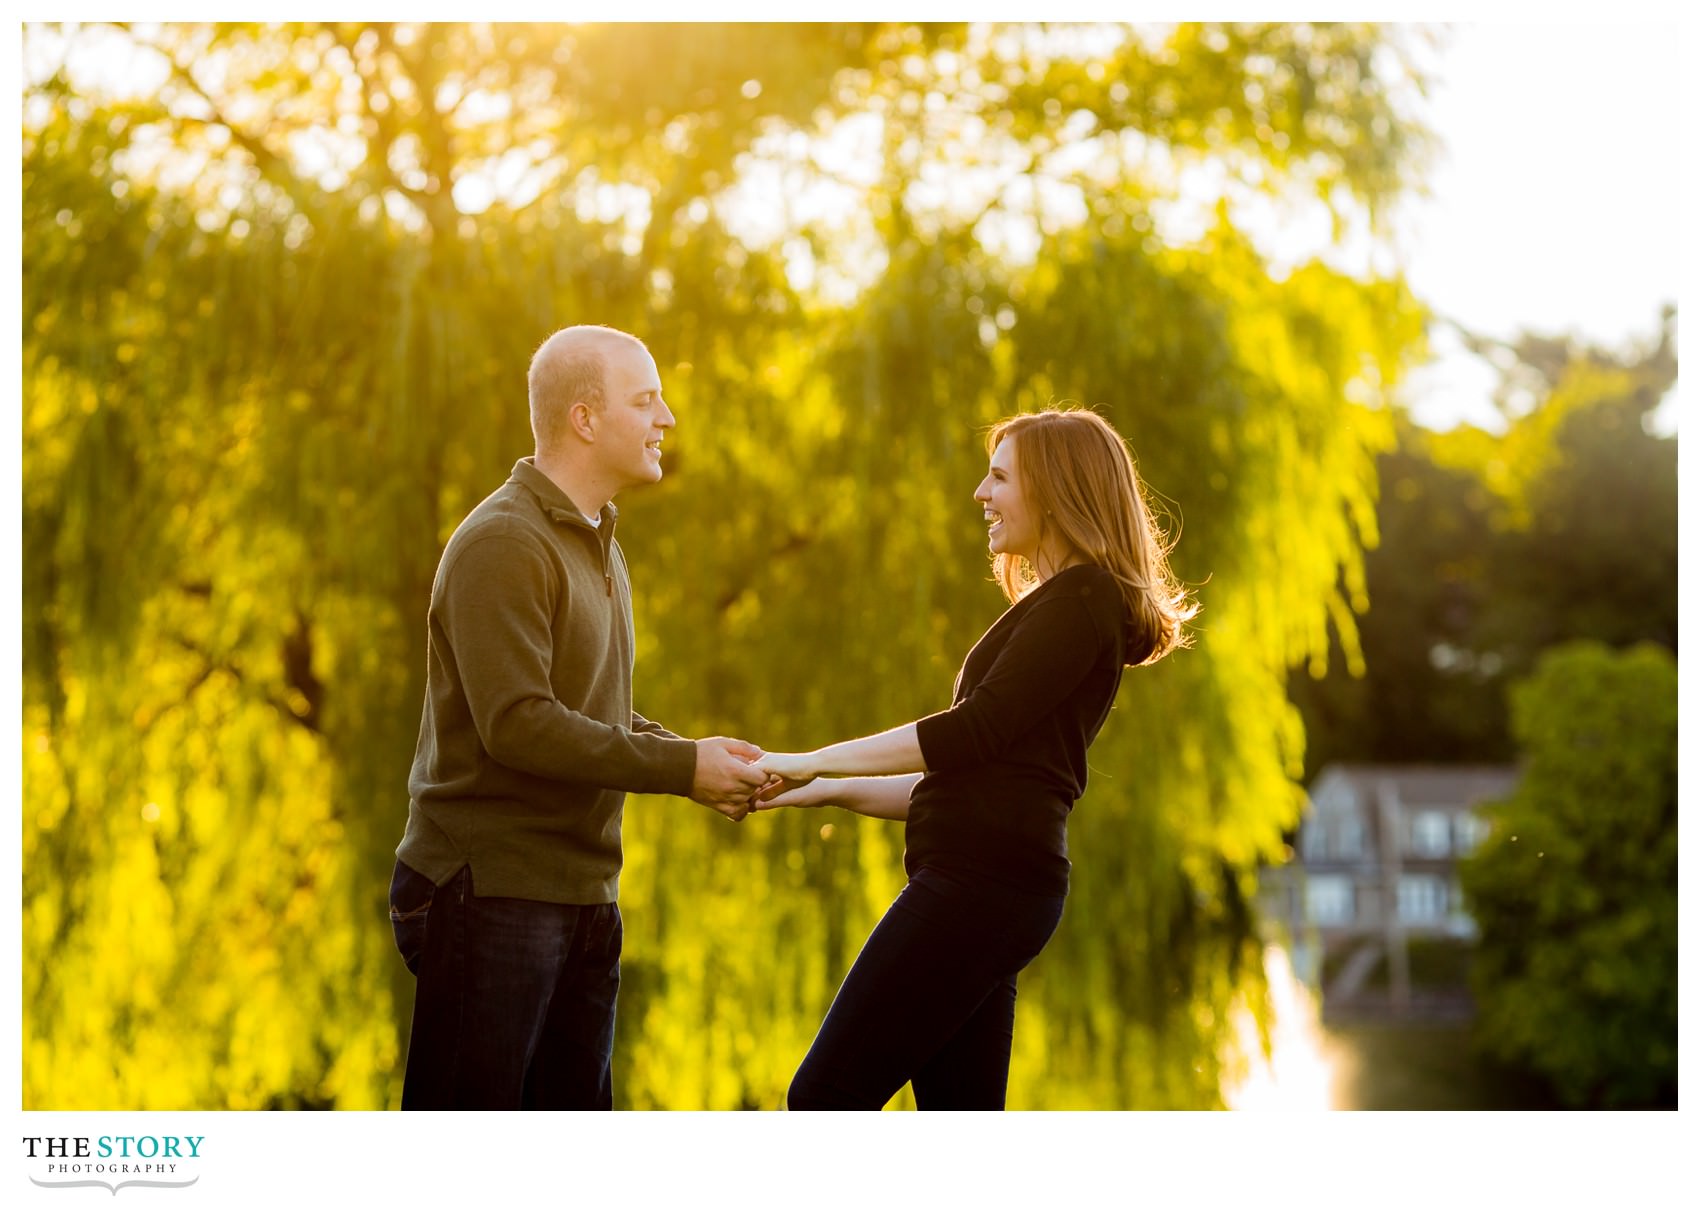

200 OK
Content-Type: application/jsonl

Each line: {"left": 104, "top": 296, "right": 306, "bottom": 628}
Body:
{"left": 975, "top": 437, "right": 1039, "bottom": 563}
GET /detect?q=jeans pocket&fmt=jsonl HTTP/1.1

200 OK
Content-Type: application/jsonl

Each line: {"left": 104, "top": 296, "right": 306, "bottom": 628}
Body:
{"left": 389, "top": 859, "right": 437, "bottom": 977}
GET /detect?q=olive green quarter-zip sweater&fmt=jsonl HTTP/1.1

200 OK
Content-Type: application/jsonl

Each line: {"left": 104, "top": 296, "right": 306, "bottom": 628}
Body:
{"left": 397, "top": 458, "right": 698, "bottom": 903}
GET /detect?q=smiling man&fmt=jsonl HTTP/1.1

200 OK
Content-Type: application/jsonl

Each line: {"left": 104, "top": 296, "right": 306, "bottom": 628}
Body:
{"left": 389, "top": 324, "right": 768, "bottom": 1110}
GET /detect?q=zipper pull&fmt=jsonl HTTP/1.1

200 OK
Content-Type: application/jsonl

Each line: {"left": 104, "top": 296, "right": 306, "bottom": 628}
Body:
{"left": 606, "top": 573, "right": 613, "bottom": 597}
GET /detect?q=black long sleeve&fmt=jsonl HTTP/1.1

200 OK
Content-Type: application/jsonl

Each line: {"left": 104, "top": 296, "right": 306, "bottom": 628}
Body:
{"left": 906, "top": 564, "right": 1128, "bottom": 894}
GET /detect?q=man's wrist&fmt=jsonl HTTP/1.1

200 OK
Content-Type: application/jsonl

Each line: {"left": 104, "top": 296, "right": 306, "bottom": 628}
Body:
{"left": 658, "top": 735, "right": 698, "bottom": 798}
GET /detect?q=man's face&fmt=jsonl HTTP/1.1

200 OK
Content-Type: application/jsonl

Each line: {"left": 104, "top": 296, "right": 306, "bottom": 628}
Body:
{"left": 592, "top": 340, "right": 674, "bottom": 493}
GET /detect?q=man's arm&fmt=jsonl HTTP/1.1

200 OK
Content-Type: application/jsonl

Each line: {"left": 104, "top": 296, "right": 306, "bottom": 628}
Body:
{"left": 440, "top": 532, "right": 699, "bottom": 795}
{"left": 441, "top": 533, "right": 768, "bottom": 814}
{"left": 632, "top": 711, "right": 768, "bottom": 816}
{"left": 631, "top": 709, "right": 684, "bottom": 741}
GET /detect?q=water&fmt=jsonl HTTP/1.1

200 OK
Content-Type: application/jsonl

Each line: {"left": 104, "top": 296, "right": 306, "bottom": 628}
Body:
{"left": 1224, "top": 944, "right": 1346, "bottom": 1110}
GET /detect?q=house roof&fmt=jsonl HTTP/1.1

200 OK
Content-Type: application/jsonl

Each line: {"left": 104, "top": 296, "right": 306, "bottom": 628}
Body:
{"left": 1311, "top": 763, "right": 1520, "bottom": 809}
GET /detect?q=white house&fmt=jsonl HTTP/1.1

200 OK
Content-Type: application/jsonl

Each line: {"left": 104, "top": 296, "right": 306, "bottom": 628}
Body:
{"left": 1263, "top": 763, "right": 1518, "bottom": 1013}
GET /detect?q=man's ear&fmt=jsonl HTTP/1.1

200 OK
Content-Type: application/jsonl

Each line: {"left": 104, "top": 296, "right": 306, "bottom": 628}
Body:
{"left": 567, "top": 400, "right": 597, "bottom": 443}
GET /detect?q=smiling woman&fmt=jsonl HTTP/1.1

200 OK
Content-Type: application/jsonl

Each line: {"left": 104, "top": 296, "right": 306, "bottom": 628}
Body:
{"left": 751, "top": 408, "right": 1196, "bottom": 1109}
{"left": 977, "top": 433, "right": 1040, "bottom": 565}
{"left": 980, "top": 410, "right": 1195, "bottom": 665}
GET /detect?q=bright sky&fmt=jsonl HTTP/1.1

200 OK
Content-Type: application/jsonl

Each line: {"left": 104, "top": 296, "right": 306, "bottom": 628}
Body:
{"left": 1394, "top": 21, "right": 1682, "bottom": 434}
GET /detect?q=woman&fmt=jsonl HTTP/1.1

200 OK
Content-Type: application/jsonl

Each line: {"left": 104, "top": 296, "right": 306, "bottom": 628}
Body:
{"left": 754, "top": 407, "right": 1197, "bottom": 1110}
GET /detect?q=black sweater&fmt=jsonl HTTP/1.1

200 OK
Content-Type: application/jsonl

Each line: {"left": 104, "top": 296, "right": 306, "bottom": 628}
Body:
{"left": 909, "top": 563, "right": 1129, "bottom": 895}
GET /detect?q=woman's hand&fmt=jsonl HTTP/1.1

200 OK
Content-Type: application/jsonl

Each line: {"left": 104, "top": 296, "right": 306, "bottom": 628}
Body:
{"left": 750, "top": 779, "right": 822, "bottom": 811}
{"left": 757, "top": 751, "right": 820, "bottom": 786}
{"left": 748, "top": 753, "right": 822, "bottom": 814}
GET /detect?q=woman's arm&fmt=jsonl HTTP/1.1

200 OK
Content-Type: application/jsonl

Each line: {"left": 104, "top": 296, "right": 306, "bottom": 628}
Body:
{"left": 757, "top": 723, "right": 925, "bottom": 785}
{"left": 754, "top": 774, "right": 921, "bottom": 821}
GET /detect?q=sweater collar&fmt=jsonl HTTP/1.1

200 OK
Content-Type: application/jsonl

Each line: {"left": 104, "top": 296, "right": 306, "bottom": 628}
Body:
{"left": 510, "top": 457, "right": 618, "bottom": 532}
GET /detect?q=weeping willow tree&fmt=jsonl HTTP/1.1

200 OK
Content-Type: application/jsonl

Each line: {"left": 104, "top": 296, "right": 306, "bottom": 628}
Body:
{"left": 22, "top": 20, "right": 1430, "bottom": 1109}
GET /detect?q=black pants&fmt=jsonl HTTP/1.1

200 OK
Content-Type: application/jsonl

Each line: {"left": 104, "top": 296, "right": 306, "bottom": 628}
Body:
{"left": 390, "top": 860, "right": 621, "bottom": 1110}
{"left": 787, "top": 865, "right": 1066, "bottom": 1110}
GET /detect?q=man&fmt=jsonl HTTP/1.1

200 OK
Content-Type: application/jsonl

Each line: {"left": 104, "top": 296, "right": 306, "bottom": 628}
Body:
{"left": 389, "top": 324, "right": 767, "bottom": 1109}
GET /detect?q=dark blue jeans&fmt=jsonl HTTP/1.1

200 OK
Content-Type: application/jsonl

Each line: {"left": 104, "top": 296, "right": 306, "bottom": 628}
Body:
{"left": 390, "top": 860, "right": 621, "bottom": 1110}
{"left": 787, "top": 865, "right": 1066, "bottom": 1110}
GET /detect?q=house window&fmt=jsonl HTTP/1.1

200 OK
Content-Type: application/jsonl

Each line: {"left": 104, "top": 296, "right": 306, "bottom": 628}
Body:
{"left": 1307, "top": 876, "right": 1355, "bottom": 926}
{"left": 1454, "top": 812, "right": 1490, "bottom": 855}
{"left": 1336, "top": 816, "right": 1365, "bottom": 859}
{"left": 1398, "top": 875, "right": 1446, "bottom": 923}
{"left": 1411, "top": 810, "right": 1450, "bottom": 858}
{"left": 1300, "top": 817, "right": 1328, "bottom": 863}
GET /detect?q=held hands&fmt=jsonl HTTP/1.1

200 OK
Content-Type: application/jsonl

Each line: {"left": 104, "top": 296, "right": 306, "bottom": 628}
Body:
{"left": 691, "top": 737, "right": 769, "bottom": 822}
{"left": 691, "top": 744, "right": 829, "bottom": 822}
{"left": 754, "top": 752, "right": 819, "bottom": 787}
{"left": 746, "top": 752, "right": 822, "bottom": 815}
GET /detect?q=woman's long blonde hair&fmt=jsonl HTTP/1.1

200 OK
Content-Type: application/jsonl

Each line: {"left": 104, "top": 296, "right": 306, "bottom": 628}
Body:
{"left": 988, "top": 408, "right": 1198, "bottom": 666}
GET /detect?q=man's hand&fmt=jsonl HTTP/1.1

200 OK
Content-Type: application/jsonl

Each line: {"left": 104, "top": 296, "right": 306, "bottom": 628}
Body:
{"left": 691, "top": 737, "right": 767, "bottom": 821}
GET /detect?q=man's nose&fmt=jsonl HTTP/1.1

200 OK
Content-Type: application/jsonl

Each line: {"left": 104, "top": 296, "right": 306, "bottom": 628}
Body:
{"left": 657, "top": 400, "right": 676, "bottom": 428}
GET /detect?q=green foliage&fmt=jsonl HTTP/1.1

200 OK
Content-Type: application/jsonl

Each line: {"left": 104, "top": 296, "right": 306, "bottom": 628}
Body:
{"left": 1006, "top": 22, "right": 1432, "bottom": 219}
{"left": 22, "top": 21, "right": 1430, "bottom": 1108}
{"left": 1290, "top": 316, "right": 1678, "bottom": 774}
{"left": 1460, "top": 642, "right": 1677, "bottom": 1108}
{"left": 1479, "top": 343, "right": 1680, "bottom": 661}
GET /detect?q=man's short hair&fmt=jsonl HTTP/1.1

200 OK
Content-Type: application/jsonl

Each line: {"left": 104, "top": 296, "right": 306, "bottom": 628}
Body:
{"left": 528, "top": 325, "right": 643, "bottom": 452}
